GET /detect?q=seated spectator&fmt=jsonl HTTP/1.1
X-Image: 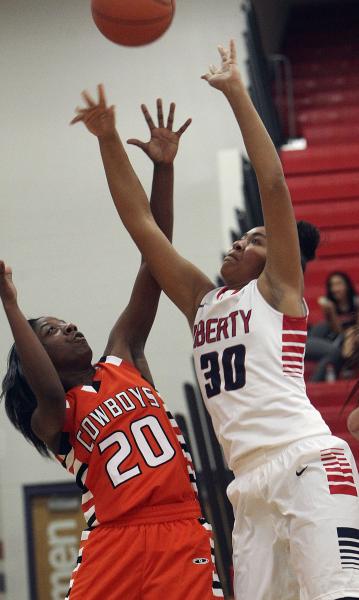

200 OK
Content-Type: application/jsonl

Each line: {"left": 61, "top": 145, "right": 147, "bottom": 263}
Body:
{"left": 306, "top": 272, "right": 359, "bottom": 381}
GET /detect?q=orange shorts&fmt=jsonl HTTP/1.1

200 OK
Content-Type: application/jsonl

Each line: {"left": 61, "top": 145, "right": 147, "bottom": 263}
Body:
{"left": 66, "top": 517, "right": 223, "bottom": 599}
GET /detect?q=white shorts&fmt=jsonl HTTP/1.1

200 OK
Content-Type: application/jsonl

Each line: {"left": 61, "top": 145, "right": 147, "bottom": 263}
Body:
{"left": 227, "top": 435, "right": 359, "bottom": 600}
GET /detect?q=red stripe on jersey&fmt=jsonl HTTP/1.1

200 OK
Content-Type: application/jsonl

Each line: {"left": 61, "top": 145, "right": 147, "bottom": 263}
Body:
{"left": 325, "top": 467, "right": 353, "bottom": 474}
{"left": 283, "top": 315, "right": 307, "bottom": 330}
{"left": 281, "top": 345, "right": 305, "bottom": 354}
{"left": 321, "top": 449, "right": 358, "bottom": 496}
{"left": 216, "top": 287, "right": 240, "bottom": 300}
{"left": 327, "top": 474, "right": 355, "bottom": 484}
{"left": 216, "top": 287, "right": 229, "bottom": 300}
{"left": 82, "top": 498, "right": 94, "bottom": 514}
{"left": 329, "top": 484, "right": 358, "bottom": 496}
{"left": 322, "top": 454, "right": 345, "bottom": 460}
{"left": 323, "top": 457, "right": 347, "bottom": 464}
{"left": 282, "top": 334, "right": 307, "bottom": 344}
{"left": 282, "top": 316, "right": 307, "bottom": 377}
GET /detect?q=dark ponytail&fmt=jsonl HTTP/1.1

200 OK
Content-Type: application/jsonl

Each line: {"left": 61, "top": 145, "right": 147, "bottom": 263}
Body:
{"left": 297, "top": 220, "right": 320, "bottom": 273}
{"left": 1, "top": 319, "right": 50, "bottom": 457}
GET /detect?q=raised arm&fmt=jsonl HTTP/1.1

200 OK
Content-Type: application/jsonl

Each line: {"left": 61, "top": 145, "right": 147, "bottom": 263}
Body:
{"left": 71, "top": 86, "right": 214, "bottom": 328}
{"left": 0, "top": 261, "right": 65, "bottom": 451}
{"left": 202, "top": 41, "right": 303, "bottom": 315}
{"left": 102, "top": 100, "right": 191, "bottom": 378}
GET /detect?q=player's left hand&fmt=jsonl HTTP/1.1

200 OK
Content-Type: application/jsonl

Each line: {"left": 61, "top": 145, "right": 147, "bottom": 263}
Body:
{"left": 0, "top": 261, "right": 17, "bottom": 307}
{"left": 127, "top": 99, "right": 192, "bottom": 164}
{"left": 201, "top": 39, "right": 242, "bottom": 91}
{"left": 70, "top": 84, "right": 116, "bottom": 138}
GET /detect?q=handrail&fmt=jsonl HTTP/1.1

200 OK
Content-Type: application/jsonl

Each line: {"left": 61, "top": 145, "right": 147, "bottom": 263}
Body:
{"left": 270, "top": 53, "right": 297, "bottom": 140}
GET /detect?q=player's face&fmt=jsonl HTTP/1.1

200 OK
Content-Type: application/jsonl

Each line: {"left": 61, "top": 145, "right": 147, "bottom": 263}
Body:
{"left": 221, "top": 226, "right": 267, "bottom": 286}
{"left": 34, "top": 317, "right": 92, "bottom": 370}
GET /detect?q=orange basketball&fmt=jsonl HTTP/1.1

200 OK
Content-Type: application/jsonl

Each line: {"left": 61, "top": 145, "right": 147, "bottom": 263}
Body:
{"left": 91, "top": 0, "right": 176, "bottom": 47}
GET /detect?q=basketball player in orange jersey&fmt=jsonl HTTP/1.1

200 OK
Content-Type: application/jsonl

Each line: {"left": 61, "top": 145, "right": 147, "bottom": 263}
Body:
{"left": 0, "top": 96, "right": 223, "bottom": 599}
{"left": 73, "top": 41, "right": 359, "bottom": 600}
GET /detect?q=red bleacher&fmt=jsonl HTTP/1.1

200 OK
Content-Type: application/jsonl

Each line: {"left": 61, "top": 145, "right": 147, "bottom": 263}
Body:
{"left": 302, "top": 123, "right": 359, "bottom": 146}
{"left": 278, "top": 3, "right": 359, "bottom": 447}
{"left": 279, "top": 7, "right": 359, "bottom": 319}
{"left": 290, "top": 58, "right": 359, "bottom": 79}
{"left": 287, "top": 171, "right": 359, "bottom": 203}
{"left": 294, "top": 199, "right": 359, "bottom": 229}
{"left": 305, "top": 256, "right": 359, "bottom": 287}
{"left": 281, "top": 144, "right": 359, "bottom": 175}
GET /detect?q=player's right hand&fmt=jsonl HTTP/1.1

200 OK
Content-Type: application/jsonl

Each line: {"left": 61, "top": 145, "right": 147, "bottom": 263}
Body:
{"left": 70, "top": 84, "right": 116, "bottom": 138}
{"left": 0, "top": 261, "right": 17, "bottom": 307}
{"left": 127, "top": 99, "right": 192, "bottom": 164}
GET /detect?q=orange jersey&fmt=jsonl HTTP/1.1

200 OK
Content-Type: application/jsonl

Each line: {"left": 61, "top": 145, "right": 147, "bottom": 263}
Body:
{"left": 56, "top": 355, "right": 200, "bottom": 527}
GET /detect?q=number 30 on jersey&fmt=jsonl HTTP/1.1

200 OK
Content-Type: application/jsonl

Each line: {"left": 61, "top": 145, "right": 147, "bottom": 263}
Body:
{"left": 200, "top": 343, "right": 246, "bottom": 398}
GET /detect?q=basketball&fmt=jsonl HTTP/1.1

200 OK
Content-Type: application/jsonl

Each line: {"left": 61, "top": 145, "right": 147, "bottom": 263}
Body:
{"left": 91, "top": 0, "right": 176, "bottom": 47}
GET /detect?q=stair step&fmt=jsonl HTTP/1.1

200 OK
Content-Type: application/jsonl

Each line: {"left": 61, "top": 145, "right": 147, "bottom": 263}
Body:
{"left": 294, "top": 90, "right": 359, "bottom": 109}
{"left": 297, "top": 105, "right": 359, "bottom": 126}
{"left": 293, "top": 75, "right": 359, "bottom": 97}
{"left": 288, "top": 172, "right": 359, "bottom": 203}
{"left": 287, "top": 43, "right": 359, "bottom": 63}
{"left": 302, "top": 123, "right": 359, "bottom": 145}
{"left": 304, "top": 256, "right": 359, "bottom": 287}
{"left": 292, "top": 59, "right": 359, "bottom": 79}
{"left": 281, "top": 144, "right": 359, "bottom": 175}
{"left": 294, "top": 199, "right": 359, "bottom": 229}
{"left": 316, "top": 228, "right": 359, "bottom": 258}
{"left": 307, "top": 381, "right": 354, "bottom": 404}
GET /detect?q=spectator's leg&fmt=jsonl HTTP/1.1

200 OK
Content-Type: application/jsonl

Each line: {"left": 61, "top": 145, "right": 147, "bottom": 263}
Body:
{"left": 310, "top": 346, "right": 343, "bottom": 382}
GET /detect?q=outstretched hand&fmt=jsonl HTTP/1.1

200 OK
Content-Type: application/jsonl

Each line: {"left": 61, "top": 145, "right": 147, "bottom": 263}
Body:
{"left": 70, "top": 84, "right": 116, "bottom": 138}
{"left": 201, "top": 39, "right": 242, "bottom": 92}
{"left": 127, "top": 99, "right": 192, "bottom": 164}
{"left": 0, "top": 261, "right": 17, "bottom": 307}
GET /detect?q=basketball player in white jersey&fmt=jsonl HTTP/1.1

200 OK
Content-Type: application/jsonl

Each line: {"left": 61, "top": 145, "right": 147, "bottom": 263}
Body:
{"left": 73, "top": 41, "right": 359, "bottom": 600}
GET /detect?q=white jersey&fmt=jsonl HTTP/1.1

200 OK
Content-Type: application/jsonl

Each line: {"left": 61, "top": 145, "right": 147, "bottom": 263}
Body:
{"left": 193, "top": 280, "right": 330, "bottom": 470}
